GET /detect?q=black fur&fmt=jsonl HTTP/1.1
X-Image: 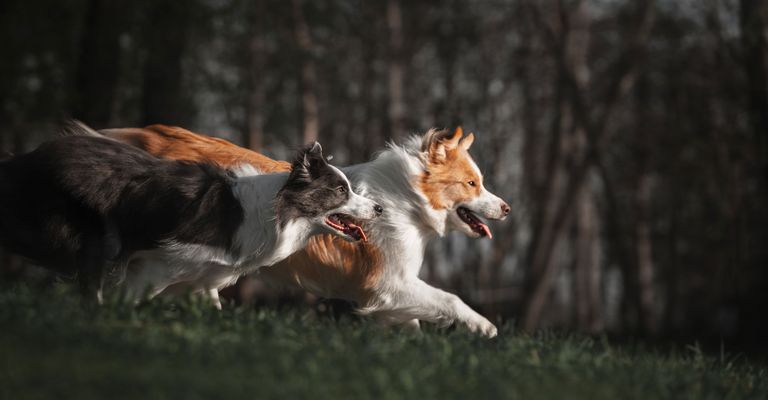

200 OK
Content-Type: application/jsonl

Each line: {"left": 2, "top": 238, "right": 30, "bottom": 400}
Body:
{"left": 0, "top": 135, "right": 244, "bottom": 297}
{"left": 275, "top": 143, "right": 350, "bottom": 225}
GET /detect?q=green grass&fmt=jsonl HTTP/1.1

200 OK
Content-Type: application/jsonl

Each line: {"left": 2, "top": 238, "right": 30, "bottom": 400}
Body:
{"left": 0, "top": 283, "right": 765, "bottom": 400}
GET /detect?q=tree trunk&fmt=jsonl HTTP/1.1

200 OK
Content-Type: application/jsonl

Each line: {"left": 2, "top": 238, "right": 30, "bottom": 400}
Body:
{"left": 631, "top": 73, "right": 657, "bottom": 334}
{"left": 244, "top": 3, "right": 266, "bottom": 151}
{"left": 141, "top": 0, "right": 192, "bottom": 126}
{"left": 634, "top": 170, "right": 656, "bottom": 334}
{"left": 522, "top": 0, "right": 654, "bottom": 332}
{"left": 574, "top": 182, "right": 603, "bottom": 333}
{"left": 386, "top": 0, "right": 405, "bottom": 140}
{"left": 740, "top": 0, "right": 768, "bottom": 170}
{"left": 292, "top": 0, "right": 319, "bottom": 144}
{"left": 523, "top": 0, "right": 590, "bottom": 332}
{"left": 74, "top": 0, "right": 126, "bottom": 126}
{"left": 245, "top": 87, "right": 265, "bottom": 151}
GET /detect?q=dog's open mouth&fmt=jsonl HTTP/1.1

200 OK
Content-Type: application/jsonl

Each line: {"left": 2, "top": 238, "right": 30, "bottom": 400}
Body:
{"left": 325, "top": 214, "right": 368, "bottom": 242}
{"left": 457, "top": 207, "right": 492, "bottom": 238}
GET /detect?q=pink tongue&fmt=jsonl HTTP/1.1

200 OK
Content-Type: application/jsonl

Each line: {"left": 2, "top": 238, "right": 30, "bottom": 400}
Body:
{"left": 479, "top": 223, "right": 492, "bottom": 239}
{"left": 349, "top": 223, "right": 368, "bottom": 242}
{"left": 327, "top": 220, "right": 345, "bottom": 231}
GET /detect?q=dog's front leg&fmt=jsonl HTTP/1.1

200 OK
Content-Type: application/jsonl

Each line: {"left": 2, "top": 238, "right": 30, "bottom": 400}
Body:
{"left": 207, "top": 288, "right": 222, "bottom": 310}
{"left": 403, "top": 319, "right": 420, "bottom": 330}
{"left": 378, "top": 278, "right": 497, "bottom": 338}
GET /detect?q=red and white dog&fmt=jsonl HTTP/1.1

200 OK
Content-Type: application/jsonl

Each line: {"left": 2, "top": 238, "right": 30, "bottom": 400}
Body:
{"left": 99, "top": 125, "right": 510, "bottom": 337}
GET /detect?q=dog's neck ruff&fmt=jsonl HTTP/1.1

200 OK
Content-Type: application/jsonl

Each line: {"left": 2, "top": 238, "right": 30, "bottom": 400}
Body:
{"left": 330, "top": 137, "right": 450, "bottom": 281}
{"left": 355, "top": 136, "right": 449, "bottom": 238}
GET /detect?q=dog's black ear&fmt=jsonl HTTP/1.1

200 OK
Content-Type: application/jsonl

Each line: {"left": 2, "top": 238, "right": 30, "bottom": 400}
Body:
{"left": 290, "top": 142, "right": 326, "bottom": 182}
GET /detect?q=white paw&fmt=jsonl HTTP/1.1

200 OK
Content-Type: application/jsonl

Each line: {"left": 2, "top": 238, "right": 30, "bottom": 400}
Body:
{"left": 465, "top": 316, "right": 498, "bottom": 338}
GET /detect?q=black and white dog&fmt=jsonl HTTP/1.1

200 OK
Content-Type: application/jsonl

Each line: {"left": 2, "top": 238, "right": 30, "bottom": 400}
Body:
{"left": 0, "top": 130, "right": 381, "bottom": 304}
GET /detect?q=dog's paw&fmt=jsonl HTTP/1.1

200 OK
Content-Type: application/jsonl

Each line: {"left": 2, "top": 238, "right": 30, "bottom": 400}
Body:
{"left": 465, "top": 317, "right": 498, "bottom": 338}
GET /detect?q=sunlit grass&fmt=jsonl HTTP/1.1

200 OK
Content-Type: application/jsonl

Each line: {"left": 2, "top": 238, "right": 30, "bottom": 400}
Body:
{"left": 0, "top": 283, "right": 765, "bottom": 400}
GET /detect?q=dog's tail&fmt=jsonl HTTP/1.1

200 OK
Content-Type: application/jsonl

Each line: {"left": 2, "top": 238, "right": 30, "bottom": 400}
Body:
{"left": 60, "top": 119, "right": 105, "bottom": 138}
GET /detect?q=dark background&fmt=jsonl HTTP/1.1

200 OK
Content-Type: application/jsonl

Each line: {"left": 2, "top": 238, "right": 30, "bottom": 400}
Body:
{"left": 0, "top": 0, "right": 766, "bottom": 349}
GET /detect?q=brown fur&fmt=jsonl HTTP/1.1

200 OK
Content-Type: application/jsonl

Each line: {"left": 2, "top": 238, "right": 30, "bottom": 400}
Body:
{"left": 263, "top": 235, "right": 383, "bottom": 301}
{"left": 101, "top": 125, "right": 383, "bottom": 304}
{"left": 102, "top": 125, "right": 481, "bottom": 306}
{"left": 100, "top": 125, "right": 291, "bottom": 173}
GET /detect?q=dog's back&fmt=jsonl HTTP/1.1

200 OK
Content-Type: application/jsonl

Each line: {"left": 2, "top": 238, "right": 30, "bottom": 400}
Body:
{"left": 100, "top": 125, "right": 292, "bottom": 173}
{"left": 100, "top": 125, "right": 383, "bottom": 302}
{"left": 0, "top": 135, "right": 244, "bottom": 279}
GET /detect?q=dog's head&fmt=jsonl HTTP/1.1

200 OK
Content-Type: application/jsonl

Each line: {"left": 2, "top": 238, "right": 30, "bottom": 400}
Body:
{"left": 277, "top": 142, "right": 382, "bottom": 242}
{"left": 418, "top": 127, "right": 510, "bottom": 238}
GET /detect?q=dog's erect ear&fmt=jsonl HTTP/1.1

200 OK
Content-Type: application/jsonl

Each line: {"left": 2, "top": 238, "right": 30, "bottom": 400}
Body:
{"left": 291, "top": 142, "right": 326, "bottom": 181}
{"left": 305, "top": 142, "right": 328, "bottom": 177}
{"left": 459, "top": 132, "right": 474, "bottom": 150}
{"left": 430, "top": 141, "right": 447, "bottom": 162}
{"left": 422, "top": 127, "right": 464, "bottom": 164}
{"left": 446, "top": 126, "right": 463, "bottom": 149}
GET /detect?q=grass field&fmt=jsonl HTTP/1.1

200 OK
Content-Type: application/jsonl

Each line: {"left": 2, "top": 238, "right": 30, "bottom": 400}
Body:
{"left": 0, "top": 283, "right": 766, "bottom": 400}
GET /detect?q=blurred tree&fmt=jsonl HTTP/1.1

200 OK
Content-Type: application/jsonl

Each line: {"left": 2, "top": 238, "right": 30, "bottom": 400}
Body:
{"left": 74, "top": 0, "right": 130, "bottom": 126}
{"left": 292, "top": 0, "right": 319, "bottom": 144}
{"left": 631, "top": 74, "right": 656, "bottom": 334}
{"left": 141, "top": 0, "right": 194, "bottom": 126}
{"left": 740, "top": 0, "right": 768, "bottom": 170}
{"left": 387, "top": 0, "right": 406, "bottom": 140}
{"left": 244, "top": 0, "right": 268, "bottom": 151}
{"left": 521, "top": 0, "right": 655, "bottom": 332}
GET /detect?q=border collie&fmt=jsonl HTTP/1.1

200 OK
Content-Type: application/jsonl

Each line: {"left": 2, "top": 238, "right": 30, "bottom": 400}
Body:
{"left": 0, "top": 130, "right": 381, "bottom": 304}
{"left": 99, "top": 125, "right": 508, "bottom": 336}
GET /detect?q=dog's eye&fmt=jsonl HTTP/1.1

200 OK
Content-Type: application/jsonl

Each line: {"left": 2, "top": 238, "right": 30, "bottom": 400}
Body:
{"left": 467, "top": 181, "right": 476, "bottom": 187}
{"left": 337, "top": 186, "right": 347, "bottom": 194}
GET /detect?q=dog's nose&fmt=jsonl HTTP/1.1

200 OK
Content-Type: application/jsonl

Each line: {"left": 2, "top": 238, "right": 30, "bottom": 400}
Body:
{"left": 373, "top": 204, "right": 383, "bottom": 216}
{"left": 500, "top": 202, "right": 510, "bottom": 217}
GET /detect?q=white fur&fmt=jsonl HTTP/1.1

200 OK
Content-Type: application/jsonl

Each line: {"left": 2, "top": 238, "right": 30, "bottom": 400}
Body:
{"left": 231, "top": 163, "right": 263, "bottom": 177}
{"left": 121, "top": 164, "right": 379, "bottom": 308}
{"left": 286, "top": 136, "right": 507, "bottom": 337}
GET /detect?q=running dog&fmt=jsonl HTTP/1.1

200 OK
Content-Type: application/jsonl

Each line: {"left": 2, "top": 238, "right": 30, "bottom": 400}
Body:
{"left": 0, "top": 127, "right": 380, "bottom": 305}
{"left": 100, "top": 125, "right": 508, "bottom": 336}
